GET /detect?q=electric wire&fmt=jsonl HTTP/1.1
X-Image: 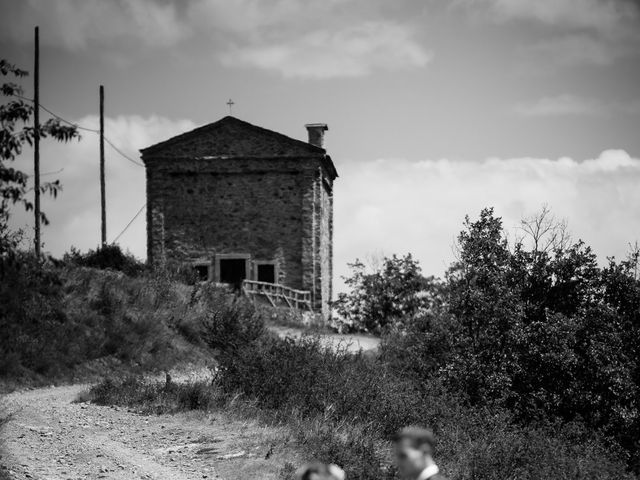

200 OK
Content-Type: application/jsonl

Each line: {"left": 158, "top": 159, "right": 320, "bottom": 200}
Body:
{"left": 13, "top": 93, "right": 144, "bottom": 166}
{"left": 112, "top": 203, "right": 146, "bottom": 244}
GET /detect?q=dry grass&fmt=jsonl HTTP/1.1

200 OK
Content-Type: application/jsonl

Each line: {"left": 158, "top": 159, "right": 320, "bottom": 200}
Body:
{"left": 0, "top": 264, "right": 221, "bottom": 390}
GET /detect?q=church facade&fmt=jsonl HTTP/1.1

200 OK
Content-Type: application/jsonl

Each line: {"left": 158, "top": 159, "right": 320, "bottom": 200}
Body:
{"left": 140, "top": 116, "right": 338, "bottom": 320}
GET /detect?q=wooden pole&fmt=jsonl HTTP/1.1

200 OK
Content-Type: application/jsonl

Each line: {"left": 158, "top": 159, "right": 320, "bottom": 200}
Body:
{"left": 100, "top": 85, "right": 106, "bottom": 247}
{"left": 33, "top": 26, "right": 41, "bottom": 258}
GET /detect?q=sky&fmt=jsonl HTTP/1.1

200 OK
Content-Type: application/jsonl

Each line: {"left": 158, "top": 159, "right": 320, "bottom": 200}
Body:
{"left": 1, "top": 0, "right": 640, "bottom": 291}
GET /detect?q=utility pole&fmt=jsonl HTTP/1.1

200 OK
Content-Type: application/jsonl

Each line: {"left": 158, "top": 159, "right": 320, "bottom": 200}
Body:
{"left": 100, "top": 85, "right": 106, "bottom": 247}
{"left": 33, "top": 26, "right": 41, "bottom": 258}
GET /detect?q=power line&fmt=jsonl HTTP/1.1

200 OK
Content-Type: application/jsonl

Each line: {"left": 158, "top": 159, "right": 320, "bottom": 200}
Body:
{"left": 13, "top": 93, "right": 144, "bottom": 167}
{"left": 103, "top": 136, "right": 144, "bottom": 167}
{"left": 112, "top": 203, "right": 146, "bottom": 244}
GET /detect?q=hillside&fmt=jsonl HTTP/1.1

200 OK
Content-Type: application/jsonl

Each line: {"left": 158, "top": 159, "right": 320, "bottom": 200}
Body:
{"left": 0, "top": 262, "right": 219, "bottom": 391}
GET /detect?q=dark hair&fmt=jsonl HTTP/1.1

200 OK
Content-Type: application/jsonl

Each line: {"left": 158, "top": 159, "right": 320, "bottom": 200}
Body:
{"left": 395, "top": 426, "right": 436, "bottom": 453}
{"left": 295, "top": 462, "right": 345, "bottom": 480}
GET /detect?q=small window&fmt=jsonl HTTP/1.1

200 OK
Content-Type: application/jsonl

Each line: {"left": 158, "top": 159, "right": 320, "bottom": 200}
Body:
{"left": 257, "top": 264, "right": 275, "bottom": 283}
{"left": 194, "top": 264, "right": 209, "bottom": 282}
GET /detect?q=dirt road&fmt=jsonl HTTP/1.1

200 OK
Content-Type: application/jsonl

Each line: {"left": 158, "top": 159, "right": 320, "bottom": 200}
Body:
{"left": 1, "top": 384, "right": 296, "bottom": 480}
{"left": 269, "top": 326, "right": 380, "bottom": 353}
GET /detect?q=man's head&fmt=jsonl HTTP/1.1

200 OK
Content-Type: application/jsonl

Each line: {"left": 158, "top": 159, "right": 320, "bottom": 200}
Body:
{"left": 294, "top": 462, "right": 345, "bottom": 480}
{"left": 394, "top": 427, "right": 436, "bottom": 479}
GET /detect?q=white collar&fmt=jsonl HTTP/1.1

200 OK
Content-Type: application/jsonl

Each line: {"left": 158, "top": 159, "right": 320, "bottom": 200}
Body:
{"left": 416, "top": 464, "right": 439, "bottom": 480}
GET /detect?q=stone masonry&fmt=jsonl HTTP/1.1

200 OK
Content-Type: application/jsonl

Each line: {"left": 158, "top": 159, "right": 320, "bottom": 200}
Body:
{"left": 140, "top": 116, "right": 338, "bottom": 321}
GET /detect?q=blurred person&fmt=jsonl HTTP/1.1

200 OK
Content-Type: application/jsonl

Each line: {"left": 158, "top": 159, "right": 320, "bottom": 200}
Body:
{"left": 294, "top": 462, "right": 345, "bottom": 480}
{"left": 394, "top": 427, "right": 448, "bottom": 480}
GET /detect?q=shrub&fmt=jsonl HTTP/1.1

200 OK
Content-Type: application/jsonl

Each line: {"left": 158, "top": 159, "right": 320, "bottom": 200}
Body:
{"left": 89, "top": 376, "right": 220, "bottom": 414}
{"left": 199, "top": 284, "right": 267, "bottom": 355}
{"left": 64, "top": 244, "right": 144, "bottom": 277}
{"left": 333, "top": 254, "right": 444, "bottom": 334}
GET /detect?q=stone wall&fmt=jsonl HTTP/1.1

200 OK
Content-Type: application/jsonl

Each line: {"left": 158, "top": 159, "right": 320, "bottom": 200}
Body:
{"left": 319, "top": 173, "right": 333, "bottom": 319}
{"left": 146, "top": 156, "right": 332, "bottom": 308}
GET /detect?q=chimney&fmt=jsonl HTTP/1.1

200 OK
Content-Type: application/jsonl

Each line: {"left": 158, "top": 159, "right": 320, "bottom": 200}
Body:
{"left": 305, "top": 123, "right": 328, "bottom": 148}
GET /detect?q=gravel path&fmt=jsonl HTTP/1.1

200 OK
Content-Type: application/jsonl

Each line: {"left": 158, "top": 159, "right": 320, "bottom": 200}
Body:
{"left": 1, "top": 384, "right": 295, "bottom": 480}
{"left": 269, "top": 326, "right": 380, "bottom": 353}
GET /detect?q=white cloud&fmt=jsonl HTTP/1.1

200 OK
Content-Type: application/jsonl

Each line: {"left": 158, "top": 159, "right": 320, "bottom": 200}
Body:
{"left": 220, "top": 22, "right": 431, "bottom": 79}
{"left": 514, "top": 94, "right": 604, "bottom": 116}
{"left": 0, "top": 0, "right": 188, "bottom": 50}
{"left": 334, "top": 150, "right": 640, "bottom": 290}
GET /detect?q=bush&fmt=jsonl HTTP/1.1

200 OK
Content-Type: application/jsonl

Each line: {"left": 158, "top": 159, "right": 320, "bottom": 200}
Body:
{"left": 199, "top": 283, "right": 267, "bottom": 355}
{"left": 90, "top": 376, "right": 220, "bottom": 414}
{"left": 64, "top": 244, "right": 144, "bottom": 277}
{"left": 333, "top": 254, "right": 444, "bottom": 334}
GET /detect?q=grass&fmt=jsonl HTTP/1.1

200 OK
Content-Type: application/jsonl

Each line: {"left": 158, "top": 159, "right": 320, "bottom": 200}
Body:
{"left": 0, "top": 261, "right": 231, "bottom": 391}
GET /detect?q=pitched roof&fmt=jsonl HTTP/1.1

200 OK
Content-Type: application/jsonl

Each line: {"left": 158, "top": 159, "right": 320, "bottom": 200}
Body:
{"left": 140, "top": 116, "right": 326, "bottom": 159}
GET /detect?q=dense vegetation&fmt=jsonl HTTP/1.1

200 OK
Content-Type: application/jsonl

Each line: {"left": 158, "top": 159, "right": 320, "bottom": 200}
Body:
{"left": 86, "top": 208, "right": 640, "bottom": 480}
{"left": 343, "top": 208, "right": 640, "bottom": 472}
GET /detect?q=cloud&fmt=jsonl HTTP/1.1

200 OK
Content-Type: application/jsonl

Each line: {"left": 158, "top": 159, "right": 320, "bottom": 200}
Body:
{"left": 0, "top": 0, "right": 188, "bottom": 50}
{"left": 220, "top": 22, "right": 431, "bottom": 79}
{"left": 514, "top": 94, "right": 604, "bottom": 116}
{"left": 195, "top": 1, "right": 430, "bottom": 78}
{"left": 0, "top": 0, "right": 431, "bottom": 79}
{"left": 469, "top": 0, "right": 638, "bottom": 33}
{"left": 514, "top": 94, "right": 640, "bottom": 117}
{"left": 334, "top": 150, "right": 640, "bottom": 290}
{"left": 461, "top": 0, "right": 640, "bottom": 68}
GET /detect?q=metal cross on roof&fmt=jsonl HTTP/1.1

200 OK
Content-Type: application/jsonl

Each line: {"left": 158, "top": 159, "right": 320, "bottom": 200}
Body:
{"left": 226, "top": 98, "right": 235, "bottom": 115}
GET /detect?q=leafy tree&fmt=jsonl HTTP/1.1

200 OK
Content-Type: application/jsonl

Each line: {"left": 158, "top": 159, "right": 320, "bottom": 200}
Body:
{"left": 445, "top": 209, "right": 524, "bottom": 401}
{"left": 333, "top": 253, "right": 443, "bottom": 333}
{"left": 1, "top": 58, "right": 78, "bottom": 254}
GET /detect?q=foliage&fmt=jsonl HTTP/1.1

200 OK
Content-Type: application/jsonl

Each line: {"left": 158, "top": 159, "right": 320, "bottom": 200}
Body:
{"left": 198, "top": 282, "right": 268, "bottom": 355}
{"left": 383, "top": 207, "right": 640, "bottom": 472}
{"left": 1, "top": 58, "right": 79, "bottom": 252}
{"left": 338, "top": 206, "right": 640, "bottom": 473}
{"left": 333, "top": 254, "right": 444, "bottom": 334}
{"left": 63, "top": 244, "right": 145, "bottom": 277}
{"left": 90, "top": 376, "right": 220, "bottom": 414}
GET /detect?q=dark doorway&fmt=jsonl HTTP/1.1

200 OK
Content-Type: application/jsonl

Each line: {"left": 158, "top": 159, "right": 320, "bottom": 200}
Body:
{"left": 219, "top": 258, "right": 247, "bottom": 290}
{"left": 257, "top": 264, "right": 275, "bottom": 283}
{"left": 194, "top": 265, "right": 209, "bottom": 282}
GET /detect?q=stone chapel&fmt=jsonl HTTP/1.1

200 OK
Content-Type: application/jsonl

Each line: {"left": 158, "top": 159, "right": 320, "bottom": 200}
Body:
{"left": 140, "top": 116, "right": 337, "bottom": 320}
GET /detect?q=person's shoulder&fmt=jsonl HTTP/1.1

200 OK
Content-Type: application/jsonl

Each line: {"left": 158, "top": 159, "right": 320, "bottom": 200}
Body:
{"left": 431, "top": 474, "right": 449, "bottom": 480}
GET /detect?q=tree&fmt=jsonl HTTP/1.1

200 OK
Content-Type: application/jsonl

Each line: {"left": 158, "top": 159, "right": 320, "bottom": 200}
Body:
{"left": 333, "top": 254, "right": 443, "bottom": 334}
{"left": 517, "top": 204, "right": 571, "bottom": 255}
{"left": 1, "top": 59, "right": 79, "bottom": 254}
{"left": 445, "top": 208, "right": 525, "bottom": 401}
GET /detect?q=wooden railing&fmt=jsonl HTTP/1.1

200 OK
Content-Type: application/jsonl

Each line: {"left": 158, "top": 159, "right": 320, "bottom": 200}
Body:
{"left": 242, "top": 280, "right": 313, "bottom": 312}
